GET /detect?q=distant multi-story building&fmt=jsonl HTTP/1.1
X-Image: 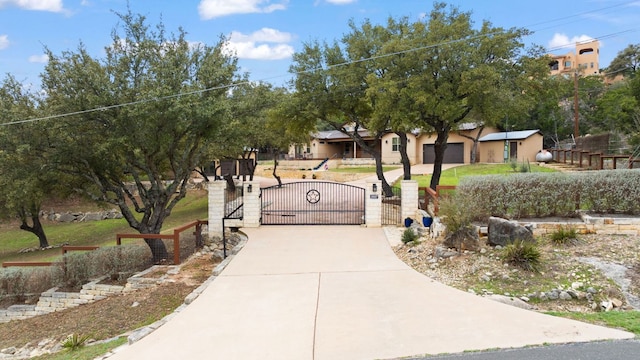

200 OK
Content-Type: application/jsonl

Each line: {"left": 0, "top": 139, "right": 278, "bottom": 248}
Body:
{"left": 548, "top": 40, "right": 600, "bottom": 76}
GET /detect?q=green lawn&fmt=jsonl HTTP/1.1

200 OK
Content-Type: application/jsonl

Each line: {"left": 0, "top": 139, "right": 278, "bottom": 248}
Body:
{"left": 329, "top": 166, "right": 400, "bottom": 173}
{"left": 546, "top": 311, "right": 640, "bottom": 336}
{"left": 0, "top": 191, "right": 209, "bottom": 264}
{"left": 410, "top": 163, "right": 557, "bottom": 187}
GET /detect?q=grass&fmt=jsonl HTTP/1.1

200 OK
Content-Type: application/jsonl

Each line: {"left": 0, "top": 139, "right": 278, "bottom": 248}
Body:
{"left": 546, "top": 310, "right": 640, "bottom": 336}
{"left": 329, "top": 166, "right": 400, "bottom": 173}
{"left": 0, "top": 190, "right": 208, "bottom": 264}
{"left": 411, "top": 163, "right": 557, "bottom": 187}
{"left": 33, "top": 337, "right": 127, "bottom": 360}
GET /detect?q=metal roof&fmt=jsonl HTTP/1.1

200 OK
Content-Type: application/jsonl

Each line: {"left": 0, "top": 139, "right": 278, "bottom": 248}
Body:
{"left": 478, "top": 129, "right": 541, "bottom": 142}
{"left": 314, "top": 129, "right": 372, "bottom": 140}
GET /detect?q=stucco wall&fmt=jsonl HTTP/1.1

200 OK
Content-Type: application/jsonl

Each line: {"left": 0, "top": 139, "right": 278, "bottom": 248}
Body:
{"left": 381, "top": 133, "right": 417, "bottom": 164}
{"left": 478, "top": 133, "right": 544, "bottom": 163}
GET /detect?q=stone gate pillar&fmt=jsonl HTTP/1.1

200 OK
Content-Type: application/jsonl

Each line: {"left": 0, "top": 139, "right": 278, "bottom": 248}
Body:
{"left": 401, "top": 180, "right": 419, "bottom": 221}
{"left": 242, "top": 181, "right": 261, "bottom": 228}
{"left": 208, "top": 181, "right": 226, "bottom": 239}
{"left": 365, "top": 180, "right": 382, "bottom": 227}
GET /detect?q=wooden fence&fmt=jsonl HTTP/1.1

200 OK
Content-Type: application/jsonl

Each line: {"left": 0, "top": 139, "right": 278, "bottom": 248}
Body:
{"left": 551, "top": 149, "right": 640, "bottom": 170}
{"left": 420, "top": 185, "right": 457, "bottom": 216}
{"left": 2, "top": 220, "right": 207, "bottom": 268}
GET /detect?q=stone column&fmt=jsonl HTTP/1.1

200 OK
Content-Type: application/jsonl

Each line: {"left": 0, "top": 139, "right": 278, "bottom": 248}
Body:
{"left": 242, "top": 181, "right": 261, "bottom": 228}
{"left": 365, "top": 180, "right": 382, "bottom": 227}
{"left": 401, "top": 180, "right": 419, "bottom": 221}
{"left": 208, "top": 181, "right": 226, "bottom": 239}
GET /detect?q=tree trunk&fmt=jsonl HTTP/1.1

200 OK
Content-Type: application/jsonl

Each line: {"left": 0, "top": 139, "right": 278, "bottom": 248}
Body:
{"left": 460, "top": 125, "right": 484, "bottom": 164}
{"left": 272, "top": 151, "right": 283, "bottom": 187}
{"left": 19, "top": 213, "right": 49, "bottom": 249}
{"left": 144, "top": 238, "right": 170, "bottom": 264}
{"left": 429, "top": 130, "right": 450, "bottom": 190}
{"left": 374, "top": 153, "right": 393, "bottom": 197}
{"left": 397, "top": 132, "right": 412, "bottom": 180}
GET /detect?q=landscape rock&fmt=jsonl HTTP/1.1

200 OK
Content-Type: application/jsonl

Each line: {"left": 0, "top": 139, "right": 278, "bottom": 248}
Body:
{"left": 484, "top": 294, "right": 535, "bottom": 310}
{"left": 611, "top": 298, "right": 623, "bottom": 308}
{"left": 434, "top": 246, "right": 458, "bottom": 259}
{"left": 487, "top": 216, "right": 534, "bottom": 247}
{"left": 559, "top": 291, "right": 573, "bottom": 300}
{"left": 442, "top": 225, "right": 480, "bottom": 251}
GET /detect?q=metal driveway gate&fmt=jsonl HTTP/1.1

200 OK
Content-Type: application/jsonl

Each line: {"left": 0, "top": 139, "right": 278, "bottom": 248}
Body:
{"left": 261, "top": 181, "right": 365, "bottom": 225}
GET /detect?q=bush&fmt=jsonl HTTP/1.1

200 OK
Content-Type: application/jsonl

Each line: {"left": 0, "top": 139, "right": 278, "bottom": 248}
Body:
{"left": 455, "top": 169, "right": 640, "bottom": 221}
{"left": 502, "top": 240, "right": 542, "bottom": 272}
{"left": 438, "top": 195, "right": 475, "bottom": 234}
{"left": 549, "top": 226, "right": 580, "bottom": 246}
{"left": 62, "top": 333, "right": 90, "bottom": 351}
{"left": 64, "top": 245, "right": 153, "bottom": 288}
{"left": 401, "top": 228, "right": 419, "bottom": 244}
{"left": 0, "top": 266, "right": 64, "bottom": 301}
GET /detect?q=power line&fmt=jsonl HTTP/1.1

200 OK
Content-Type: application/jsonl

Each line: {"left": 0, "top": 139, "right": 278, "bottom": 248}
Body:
{"left": 2, "top": 1, "right": 639, "bottom": 127}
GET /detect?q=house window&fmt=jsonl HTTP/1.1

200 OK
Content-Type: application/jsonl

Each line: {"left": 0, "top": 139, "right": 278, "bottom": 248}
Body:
{"left": 392, "top": 137, "right": 400, "bottom": 152}
{"left": 564, "top": 61, "right": 571, "bottom": 68}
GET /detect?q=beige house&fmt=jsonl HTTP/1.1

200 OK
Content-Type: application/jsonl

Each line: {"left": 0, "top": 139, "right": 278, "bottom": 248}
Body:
{"left": 292, "top": 129, "right": 381, "bottom": 160}
{"left": 478, "top": 130, "right": 544, "bottom": 163}
{"left": 299, "top": 125, "right": 543, "bottom": 165}
{"left": 381, "top": 124, "right": 501, "bottom": 165}
{"left": 548, "top": 40, "right": 600, "bottom": 76}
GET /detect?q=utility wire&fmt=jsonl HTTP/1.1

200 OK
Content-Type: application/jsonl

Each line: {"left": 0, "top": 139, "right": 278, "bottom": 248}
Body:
{"left": 2, "top": 1, "right": 639, "bottom": 127}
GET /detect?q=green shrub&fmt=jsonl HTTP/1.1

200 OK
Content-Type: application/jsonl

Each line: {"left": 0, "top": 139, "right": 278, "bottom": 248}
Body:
{"left": 438, "top": 195, "right": 475, "bottom": 234}
{"left": 63, "top": 245, "right": 153, "bottom": 288}
{"left": 549, "top": 226, "right": 580, "bottom": 246}
{"left": 62, "top": 333, "right": 91, "bottom": 351}
{"left": 90, "top": 245, "right": 152, "bottom": 281}
{"left": 0, "top": 266, "right": 64, "bottom": 301}
{"left": 455, "top": 169, "right": 640, "bottom": 221}
{"left": 401, "top": 228, "right": 419, "bottom": 244}
{"left": 502, "top": 240, "right": 542, "bottom": 272}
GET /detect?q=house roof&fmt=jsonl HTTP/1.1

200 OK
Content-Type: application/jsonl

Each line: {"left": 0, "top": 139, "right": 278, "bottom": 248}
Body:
{"left": 478, "top": 129, "right": 541, "bottom": 142}
{"left": 313, "top": 129, "right": 372, "bottom": 140}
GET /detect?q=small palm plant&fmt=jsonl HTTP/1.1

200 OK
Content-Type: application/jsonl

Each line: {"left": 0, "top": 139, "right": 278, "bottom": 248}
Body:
{"left": 62, "top": 333, "right": 91, "bottom": 351}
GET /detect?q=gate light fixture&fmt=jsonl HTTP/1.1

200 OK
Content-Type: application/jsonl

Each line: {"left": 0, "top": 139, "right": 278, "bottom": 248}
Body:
{"left": 247, "top": 184, "right": 253, "bottom": 193}
{"left": 372, "top": 184, "right": 377, "bottom": 193}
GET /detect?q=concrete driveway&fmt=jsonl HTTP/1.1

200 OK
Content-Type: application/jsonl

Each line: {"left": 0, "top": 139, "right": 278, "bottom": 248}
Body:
{"left": 107, "top": 226, "right": 633, "bottom": 360}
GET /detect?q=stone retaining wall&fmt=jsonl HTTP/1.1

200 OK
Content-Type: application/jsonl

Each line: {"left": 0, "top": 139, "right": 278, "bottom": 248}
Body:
{"left": 0, "top": 264, "right": 179, "bottom": 323}
{"left": 522, "top": 213, "right": 640, "bottom": 236}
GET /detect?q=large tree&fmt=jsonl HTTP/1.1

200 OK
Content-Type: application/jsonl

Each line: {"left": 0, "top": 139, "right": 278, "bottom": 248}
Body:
{"left": 288, "top": 40, "right": 395, "bottom": 195}
{"left": 368, "top": 3, "right": 548, "bottom": 189}
{"left": 606, "top": 44, "right": 640, "bottom": 78}
{"left": 0, "top": 76, "right": 53, "bottom": 248}
{"left": 41, "top": 11, "right": 238, "bottom": 262}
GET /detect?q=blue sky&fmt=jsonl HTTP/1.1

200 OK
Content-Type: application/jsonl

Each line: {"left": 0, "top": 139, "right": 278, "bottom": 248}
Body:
{"left": 1, "top": 0, "right": 640, "bottom": 88}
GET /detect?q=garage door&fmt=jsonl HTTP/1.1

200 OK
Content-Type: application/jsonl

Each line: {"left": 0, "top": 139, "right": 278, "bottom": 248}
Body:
{"left": 423, "top": 143, "right": 464, "bottom": 164}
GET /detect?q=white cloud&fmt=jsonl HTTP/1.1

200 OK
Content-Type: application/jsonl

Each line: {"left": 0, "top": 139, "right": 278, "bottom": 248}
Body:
{"left": 0, "top": 0, "right": 63, "bottom": 12}
{"left": 198, "top": 0, "right": 287, "bottom": 19}
{"left": 229, "top": 27, "right": 292, "bottom": 43}
{"left": 28, "top": 54, "right": 49, "bottom": 63}
{"left": 0, "top": 35, "right": 9, "bottom": 50}
{"left": 224, "top": 28, "right": 294, "bottom": 60}
{"left": 548, "top": 33, "right": 596, "bottom": 51}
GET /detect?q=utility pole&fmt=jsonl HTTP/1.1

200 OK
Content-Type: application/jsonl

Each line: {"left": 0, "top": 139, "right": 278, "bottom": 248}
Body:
{"left": 574, "top": 70, "right": 579, "bottom": 140}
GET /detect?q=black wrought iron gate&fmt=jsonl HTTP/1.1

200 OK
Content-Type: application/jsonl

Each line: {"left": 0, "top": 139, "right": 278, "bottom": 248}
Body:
{"left": 261, "top": 181, "right": 365, "bottom": 225}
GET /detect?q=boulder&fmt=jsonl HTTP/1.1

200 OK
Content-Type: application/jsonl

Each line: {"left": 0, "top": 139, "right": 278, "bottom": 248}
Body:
{"left": 487, "top": 217, "right": 534, "bottom": 247}
{"left": 442, "top": 225, "right": 480, "bottom": 251}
